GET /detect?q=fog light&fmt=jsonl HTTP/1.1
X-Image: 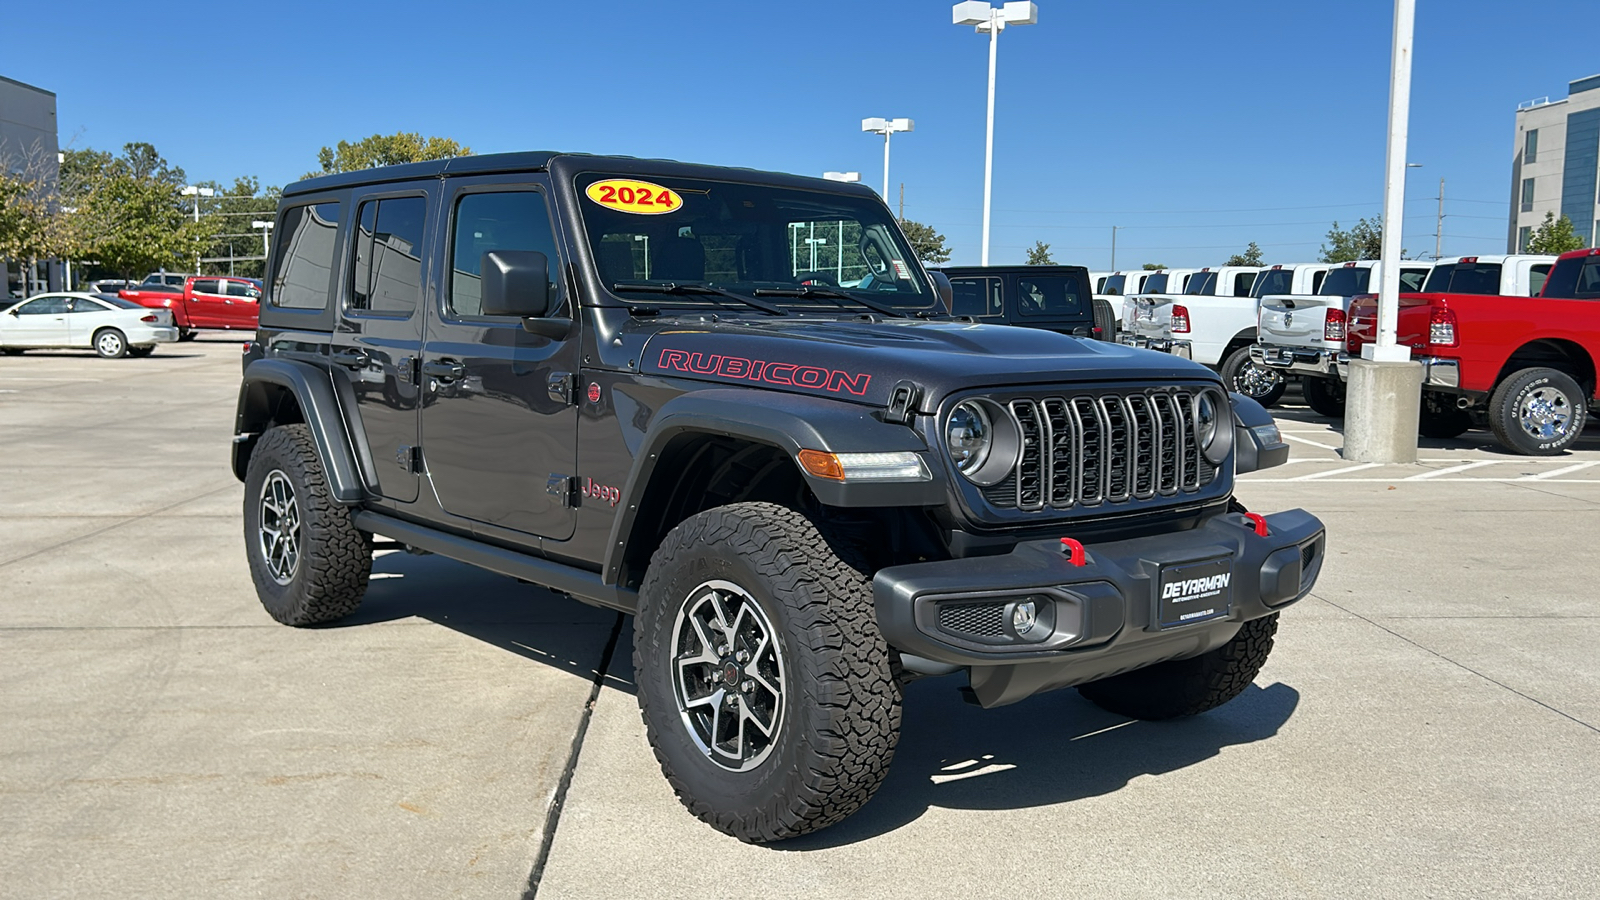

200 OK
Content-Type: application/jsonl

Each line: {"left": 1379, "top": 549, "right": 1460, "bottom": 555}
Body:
{"left": 1002, "top": 596, "right": 1052, "bottom": 641}
{"left": 1011, "top": 600, "right": 1037, "bottom": 633}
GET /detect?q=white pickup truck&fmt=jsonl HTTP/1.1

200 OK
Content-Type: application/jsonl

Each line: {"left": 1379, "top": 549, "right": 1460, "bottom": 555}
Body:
{"left": 1092, "top": 269, "right": 1158, "bottom": 334}
{"left": 1416, "top": 254, "right": 1556, "bottom": 297}
{"left": 1252, "top": 259, "right": 1433, "bottom": 416}
{"left": 1121, "top": 265, "right": 1282, "bottom": 402}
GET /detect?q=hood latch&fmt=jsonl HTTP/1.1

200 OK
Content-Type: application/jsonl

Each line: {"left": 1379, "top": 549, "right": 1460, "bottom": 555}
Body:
{"left": 882, "top": 380, "right": 922, "bottom": 426}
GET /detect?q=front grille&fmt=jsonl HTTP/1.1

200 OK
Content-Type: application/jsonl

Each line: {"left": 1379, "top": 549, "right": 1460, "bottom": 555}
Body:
{"left": 938, "top": 602, "right": 1006, "bottom": 638}
{"left": 988, "top": 389, "right": 1217, "bottom": 511}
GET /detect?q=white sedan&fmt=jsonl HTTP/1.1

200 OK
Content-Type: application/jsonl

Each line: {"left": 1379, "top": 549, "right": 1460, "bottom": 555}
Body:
{"left": 0, "top": 292, "right": 179, "bottom": 358}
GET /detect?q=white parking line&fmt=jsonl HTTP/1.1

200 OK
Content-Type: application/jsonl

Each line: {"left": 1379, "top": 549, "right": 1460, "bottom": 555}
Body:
{"left": 1404, "top": 461, "right": 1501, "bottom": 480}
{"left": 1245, "top": 477, "right": 1600, "bottom": 483}
{"left": 1518, "top": 461, "right": 1600, "bottom": 480}
{"left": 1289, "top": 462, "right": 1384, "bottom": 481}
{"left": 1282, "top": 433, "right": 1343, "bottom": 452}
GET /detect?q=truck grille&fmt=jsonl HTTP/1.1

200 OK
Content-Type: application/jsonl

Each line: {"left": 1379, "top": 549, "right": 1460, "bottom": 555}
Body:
{"left": 981, "top": 391, "right": 1217, "bottom": 511}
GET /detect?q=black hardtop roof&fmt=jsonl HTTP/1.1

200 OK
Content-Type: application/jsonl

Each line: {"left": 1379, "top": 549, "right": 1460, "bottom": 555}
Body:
{"left": 282, "top": 151, "right": 881, "bottom": 199}
{"left": 938, "top": 265, "right": 1091, "bottom": 275}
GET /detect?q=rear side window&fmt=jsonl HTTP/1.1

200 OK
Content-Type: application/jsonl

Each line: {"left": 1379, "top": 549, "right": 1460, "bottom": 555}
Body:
{"left": 1232, "top": 272, "right": 1255, "bottom": 296}
{"left": 949, "top": 277, "right": 1001, "bottom": 317}
{"left": 270, "top": 202, "right": 341, "bottom": 310}
{"left": 449, "top": 190, "right": 560, "bottom": 318}
{"left": 224, "top": 281, "right": 259, "bottom": 299}
{"left": 1399, "top": 268, "right": 1431, "bottom": 293}
{"left": 1311, "top": 270, "right": 1327, "bottom": 293}
{"left": 351, "top": 196, "right": 427, "bottom": 314}
{"left": 1529, "top": 264, "right": 1551, "bottom": 297}
{"left": 1015, "top": 274, "right": 1085, "bottom": 317}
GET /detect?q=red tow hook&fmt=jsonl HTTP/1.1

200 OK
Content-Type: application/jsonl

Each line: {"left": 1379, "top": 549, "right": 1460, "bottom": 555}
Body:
{"left": 1244, "top": 513, "right": 1269, "bottom": 537}
{"left": 1059, "top": 537, "right": 1086, "bottom": 566}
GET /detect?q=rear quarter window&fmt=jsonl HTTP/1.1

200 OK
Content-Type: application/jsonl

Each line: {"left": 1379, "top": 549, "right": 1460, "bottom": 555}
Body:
{"left": 270, "top": 202, "right": 341, "bottom": 310}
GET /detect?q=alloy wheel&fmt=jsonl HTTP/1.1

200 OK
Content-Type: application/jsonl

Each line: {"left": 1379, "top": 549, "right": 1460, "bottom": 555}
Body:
{"left": 1518, "top": 386, "right": 1574, "bottom": 442}
{"left": 670, "top": 580, "right": 786, "bottom": 772}
{"left": 258, "top": 470, "right": 302, "bottom": 585}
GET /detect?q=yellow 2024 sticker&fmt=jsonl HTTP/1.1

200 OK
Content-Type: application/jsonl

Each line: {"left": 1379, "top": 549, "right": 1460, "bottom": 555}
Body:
{"left": 586, "top": 179, "right": 682, "bottom": 215}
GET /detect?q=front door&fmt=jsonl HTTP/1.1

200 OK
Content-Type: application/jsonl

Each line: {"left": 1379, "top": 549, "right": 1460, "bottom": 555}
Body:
{"left": 4, "top": 295, "right": 73, "bottom": 347}
{"left": 419, "top": 176, "right": 579, "bottom": 540}
{"left": 329, "top": 185, "right": 433, "bottom": 503}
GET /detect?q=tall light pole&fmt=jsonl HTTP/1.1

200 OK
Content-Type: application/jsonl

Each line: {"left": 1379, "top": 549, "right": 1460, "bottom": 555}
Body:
{"left": 180, "top": 185, "right": 215, "bottom": 274}
{"left": 954, "top": 1, "right": 1037, "bottom": 266}
{"left": 861, "top": 118, "right": 913, "bottom": 200}
{"left": 251, "top": 220, "right": 274, "bottom": 261}
{"left": 1435, "top": 177, "right": 1445, "bottom": 259}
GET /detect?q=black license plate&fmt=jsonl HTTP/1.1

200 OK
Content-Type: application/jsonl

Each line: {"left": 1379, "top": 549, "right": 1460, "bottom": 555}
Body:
{"left": 1156, "top": 557, "right": 1233, "bottom": 629}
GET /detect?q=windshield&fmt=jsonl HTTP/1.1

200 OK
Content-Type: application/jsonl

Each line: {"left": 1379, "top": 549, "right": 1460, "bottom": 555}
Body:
{"left": 1320, "top": 266, "right": 1372, "bottom": 297}
{"left": 1184, "top": 272, "right": 1216, "bottom": 295}
{"left": 575, "top": 173, "right": 936, "bottom": 313}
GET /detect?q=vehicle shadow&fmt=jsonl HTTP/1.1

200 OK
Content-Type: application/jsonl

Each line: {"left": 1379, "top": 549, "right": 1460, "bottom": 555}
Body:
{"left": 0, "top": 351, "right": 206, "bottom": 360}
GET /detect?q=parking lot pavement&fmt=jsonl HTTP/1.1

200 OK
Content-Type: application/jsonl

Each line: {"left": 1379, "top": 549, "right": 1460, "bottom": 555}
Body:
{"left": 0, "top": 341, "right": 618, "bottom": 899}
{"left": 6, "top": 349, "right": 1600, "bottom": 898}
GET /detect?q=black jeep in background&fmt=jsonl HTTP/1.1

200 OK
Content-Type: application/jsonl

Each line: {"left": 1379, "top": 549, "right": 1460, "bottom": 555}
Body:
{"left": 232, "top": 151, "right": 1324, "bottom": 842}
{"left": 938, "top": 264, "right": 1120, "bottom": 340}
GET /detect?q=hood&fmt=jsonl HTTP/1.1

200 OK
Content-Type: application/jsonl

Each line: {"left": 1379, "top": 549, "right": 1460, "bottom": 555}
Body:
{"left": 633, "top": 316, "right": 1217, "bottom": 411}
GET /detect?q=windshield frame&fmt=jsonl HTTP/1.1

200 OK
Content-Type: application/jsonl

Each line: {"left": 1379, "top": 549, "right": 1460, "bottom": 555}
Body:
{"left": 568, "top": 169, "right": 941, "bottom": 316}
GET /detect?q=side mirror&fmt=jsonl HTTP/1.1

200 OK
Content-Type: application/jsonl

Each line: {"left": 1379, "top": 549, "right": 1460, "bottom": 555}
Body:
{"left": 481, "top": 250, "right": 555, "bottom": 318}
{"left": 929, "top": 270, "right": 953, "bottom": 312}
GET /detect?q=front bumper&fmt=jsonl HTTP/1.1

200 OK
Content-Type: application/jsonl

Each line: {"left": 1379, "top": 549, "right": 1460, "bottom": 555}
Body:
{"left": 873, "top": 508, "right": 1325, "bottom": 707}
{"left": 1252, "top": 343, "right": 1348, "bottom": 379}
{"left": 1119, "top": 334, "right": 1193, "bottom": 359}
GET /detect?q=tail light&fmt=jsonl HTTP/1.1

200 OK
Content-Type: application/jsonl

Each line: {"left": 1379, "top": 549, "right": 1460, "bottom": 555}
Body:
{"left": 140, "top": 314, "right": 158, "bottom": 323}
{"left": 1171, "top": 304, "right": 1190, "bottom": 333}
{"left": 1324, "top": 308, "right": 1347, "bottom": 342}
{"left": 1429, "top": 307, "right": 1458, "bottom": 347}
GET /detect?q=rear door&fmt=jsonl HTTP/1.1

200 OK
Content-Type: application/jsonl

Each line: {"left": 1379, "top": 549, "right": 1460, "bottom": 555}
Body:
{"left": 329, "top": 184, "right": 434, "bottom": 503}
{"left": 419, "top": 175, "right": 579, "bottom": 540}
{"left": 187, "top": 278, "right": 231, "bottom": 327}
{"left": 222, "top": 279, "right": 262, "bottom": 329}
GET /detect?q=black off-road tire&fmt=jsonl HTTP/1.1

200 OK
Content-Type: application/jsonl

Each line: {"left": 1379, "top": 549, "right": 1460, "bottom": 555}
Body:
{"left": 1220, "top": 345, "right": 1287, "bottom": 407}
{"left": 1301, "top": 375, "right": 1346, "bottom": 418}
{"left": 243, "top": 424, "right": 370, "bottom": 625}
{"left": 92, "top": 328, "right": 127, "bottom": 359}
{"left": 1419, "top": 406, "right": 1472, "bottom": 439}
{"left": 634, "top": 501, "right": 901, "bottom": 843}
{"left": 1489, "top": 367, "right": 1589, "bottom": 456}
{"left": 1077, "top": 614, "right": 1278, "bottom": 720}
{"left": 1091, "top": 297, "right": 1119, "bottom": 341}
{"left": 0, "top": 348, "right": 23, "bottom": 356}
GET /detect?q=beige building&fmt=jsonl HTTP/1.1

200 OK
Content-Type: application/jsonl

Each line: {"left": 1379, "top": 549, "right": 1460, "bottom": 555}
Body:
{"left": 1509, "top": 74, "right": 1600, "bottom": 252}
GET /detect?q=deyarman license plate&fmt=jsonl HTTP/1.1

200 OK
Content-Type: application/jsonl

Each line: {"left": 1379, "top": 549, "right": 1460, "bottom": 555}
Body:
{"left": 1156, "top": 557, "right": 1233, "bottom": 629}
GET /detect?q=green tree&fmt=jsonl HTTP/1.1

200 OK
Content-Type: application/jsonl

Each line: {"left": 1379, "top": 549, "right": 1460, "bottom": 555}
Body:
{"left": 1141, "top": 262, "right": 1166, "bottom": 271}
{"left": 1320, "top": 218, "right": 1391, "bottom": 262}
{"left": 1225, "top": 241, "right": 1264, "bottom": 267}
{"left": 1526, "top": 212, "right": 1586, "bottom": 255}
{"left": 195, "top": 176, "right": 282, "bottom": 277}
{"left": 312, "top": 132, "right": 472, "bottom": 177}
{"left": 0, "top": 147, "right": 79, "bottom": 293}
{"left": 899, "top": 219, "right": 950, "bottom": 265}
{"left": 69, "top": 144, "right": 214, "bottom": 279}
{"left": 1025, "top": 240, "right": 1056, "bottom": 265}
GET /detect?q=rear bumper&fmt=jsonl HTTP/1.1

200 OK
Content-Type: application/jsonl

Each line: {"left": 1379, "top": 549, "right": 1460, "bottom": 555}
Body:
{"left": 873, "top": 508, "right": 1326, "bottom": 707}
{"left": 131, "top": 326, "right": 179, "bottom": 345}
{"left": 1252, "top": 343, "right": 1347, "bottom": 379}
{"left": 1417, "top": 356, "right": 1460, "bottom": 389}
{"left": 1119, "top": 334, "right": 1193, "bottom": 359}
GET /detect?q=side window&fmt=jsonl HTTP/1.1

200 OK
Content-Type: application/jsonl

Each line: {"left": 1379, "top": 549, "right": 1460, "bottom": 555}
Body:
{"left": 1577, "top": 260, "right": 1600, "bottom": 298}
{"left": 1399, "top": 269, "right": 1430, "bottom": 293}
{"left": 949, "top": 277, "right": 1000, "bottom": 317}
{"left": 1015, "top": 274, "right": 1085, "bottom": 316}
{"left": 1311, "top": 270, "right": 1327, "bottom": 293}
{"left": 224, "top": 281, "right": 259, "bottom": 299}
{"left": 1529, "top": 264, "right": 1551, "bottom": 297}
{"left": 270, "top": 202, "right": 341, "bottom": 310}
{"left": 1233, "top": 272, "right": 1254, "bottom": 297}
{"left": 16, "top": 297, "right": 70, "bottom": 315}
{"left": 192, "top": 279, "right": 221, "bottom": 295}
{"left": 68, "top": 298, "right": 108, "bottom": 313}
{"left": 350, "top": 196, "right": 426, "bottom": 314}
{"left": 449, "top": 190, "right": 560, "bottom": 318}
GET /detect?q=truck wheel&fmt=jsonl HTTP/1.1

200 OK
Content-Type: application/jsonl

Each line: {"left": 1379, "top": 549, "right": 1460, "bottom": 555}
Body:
{"left": 1489, "top": 367, "right": 1588, "bottom": 456}
{"left": 178, "top": 329, "right": 198, "bottom": 342}
{"left": 1077, "top": 614, "right": 1278, "bottom": 720}
{"left": 1220, "top": 346, "right": 1286, "bottom": 407}
{"left": 635, "top": 502, "right": 901, "bottom": 842}
{"left": 1419, "top": 406, "right": 1472, "bottom": 439}
{"left": 1301, "top": 375, "right": 1345, "bottom": 418}
{"left": 243, "top": 424, "right": 371, "bottom": 625}
{"left": 93, "top": 328, "right": 127, "bottom": 359}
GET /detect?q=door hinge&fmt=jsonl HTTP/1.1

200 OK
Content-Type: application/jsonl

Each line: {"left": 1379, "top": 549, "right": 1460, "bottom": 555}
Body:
{"left": 396, "top": 445, "right": 422, "bottom": 473}
{"left": 547, "top": 473, "right": 579, "bottom": 508}
{"left": 548, "top": 371, "right": 577, "bottom": 405}
{"left": 396, "top": 355, "right": 419, "bottom": 385}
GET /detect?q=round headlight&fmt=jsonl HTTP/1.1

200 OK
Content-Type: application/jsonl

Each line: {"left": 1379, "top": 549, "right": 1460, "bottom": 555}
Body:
{"left": 1196, "top": 391, "right": 1218, "bottom": 450}
{"left": 1195, "top": 389, "right": 1234, "bottom": 465}
{"left": 947, "top": 401, "right": 992, "bottom": 474}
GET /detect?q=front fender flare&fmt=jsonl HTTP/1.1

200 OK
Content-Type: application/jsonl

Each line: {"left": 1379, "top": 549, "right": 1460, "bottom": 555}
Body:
{"left": 234, "top": 359, "right": 366, "bottom": 504}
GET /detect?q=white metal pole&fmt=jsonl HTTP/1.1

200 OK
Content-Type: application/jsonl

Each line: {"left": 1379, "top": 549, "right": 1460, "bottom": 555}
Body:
{"left": 838, "top": 220, "right": 845, "bottom": 282}
{"left": 1435, "top": 177, "right": 1444, "bottom": 259}
{"left": 981, "top": 9, "right": 999, "bottom": 266}
{"left": 882, "top": 132, "right": 892, "bottom": 199}
{"left": 1370, "top": 0, "right": 1415, "bottom": 361}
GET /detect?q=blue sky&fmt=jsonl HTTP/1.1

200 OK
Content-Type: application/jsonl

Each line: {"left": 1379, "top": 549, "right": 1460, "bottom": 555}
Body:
{"left": 6, "top": 0, "right": 1595, "bottom": 267}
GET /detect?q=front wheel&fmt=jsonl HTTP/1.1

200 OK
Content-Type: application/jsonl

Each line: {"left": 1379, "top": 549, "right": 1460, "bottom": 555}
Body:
{"left": 1078, "top": 614, "right": 1278, "bottom": 720}
{"left": 1220, "top": 345, "right": 1286, "bottom": 407}
{"left": 634, "top": 502, "right": 901, "bottom": 843}
{"left": 127, "top": 346, "right": 155, "bottom": 358}
{"left": 177, "top": 329, "right": 198, "bottom": 342}
{"left": 93, "top": 328, "right": 127, "bottom": 359}
{"left": 1489, "top": 367, "right": 1588, "bottom": 455}
{"left": 1301, "top": 375, "right": 1346, "bottom": 418}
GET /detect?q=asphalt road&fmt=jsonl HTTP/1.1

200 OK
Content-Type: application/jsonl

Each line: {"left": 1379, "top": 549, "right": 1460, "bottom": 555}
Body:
{"left": 2, "top": 339, "right": 1597, "bottom": 899}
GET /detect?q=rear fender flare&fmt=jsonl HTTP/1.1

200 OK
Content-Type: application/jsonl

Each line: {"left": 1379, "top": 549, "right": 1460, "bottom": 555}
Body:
{"left": 233, "top": 359, "right": 366, "bottom": 503}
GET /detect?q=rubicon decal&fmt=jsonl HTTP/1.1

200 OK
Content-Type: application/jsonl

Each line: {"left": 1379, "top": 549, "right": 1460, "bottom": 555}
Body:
{"left": 655, "top": 348, "right": 872, "bottom": 396}
{"left": 1161, "top": 573, "right": 1231, "bottom": 601}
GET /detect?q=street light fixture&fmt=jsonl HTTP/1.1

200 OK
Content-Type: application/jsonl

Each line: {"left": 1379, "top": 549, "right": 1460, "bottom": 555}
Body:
{"left": 251, "top": 220, "right": 274, "bottom": 258}
{"left": 953, "top": 1, "right": 1038, "bottom": 265}
{"left": 822, "top": 171, "right": 861, "bottom": 183}
{"left": 181, "top": 185, "right": 216, "bottom": 273}
{"left": 861, "top": 118, "right": 913, "bottom": 200}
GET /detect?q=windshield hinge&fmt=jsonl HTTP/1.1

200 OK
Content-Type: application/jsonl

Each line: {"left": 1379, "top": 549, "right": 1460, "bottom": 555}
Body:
{"left": 882, "top": 380, "right": 921, "bottom": 426}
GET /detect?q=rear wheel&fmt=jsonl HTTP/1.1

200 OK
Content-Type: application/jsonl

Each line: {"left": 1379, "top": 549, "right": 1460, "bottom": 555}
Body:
{"left": 1419, "top": 399, "right": 1472, "bottom": 439}
{"left": 1489, "top": 367, "right": 1588, "bottom": 455}
{"left": 1078, "top": 614, "right": 1278, "bottom": 720}
{"left": 1301, "top": 375, "right": 1346, "bottom": 418}
{"left": 128, "top": 346, "right": 155, "bottom": 358}
{"left": 93, "top": 328, "right": 127, "bottom": 359}
{"left": 177, "top": 329, "right": 198, "bottom": 342}
{"left": 1220, "top": 345, "right": 1286, "bottom": 407}
{"left": 635, "top": 502, "right": 900, "bottom": 842}
{"left": 0, "top": 348, "right": 23, "bottom": 356}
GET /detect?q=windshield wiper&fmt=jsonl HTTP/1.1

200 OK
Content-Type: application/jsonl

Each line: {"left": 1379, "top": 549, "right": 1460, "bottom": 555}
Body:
{"left": 612, "top": 281, "right": 788, "bottom": 316}
{"left": 751, "top": 286, "right": 910, "bottom": 318}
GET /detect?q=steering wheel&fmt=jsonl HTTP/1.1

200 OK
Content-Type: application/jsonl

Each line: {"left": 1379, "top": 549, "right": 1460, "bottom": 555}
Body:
{"left": 792, "top": 271, "right": 839, "bottom": 287}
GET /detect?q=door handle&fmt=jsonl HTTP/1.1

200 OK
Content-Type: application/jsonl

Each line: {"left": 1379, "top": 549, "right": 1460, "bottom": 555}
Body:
{"left": 332, "top": 349, "right": 371, "bottom": 369}
{"left": 423, "top": 359, "right": 466, "bottom": 382}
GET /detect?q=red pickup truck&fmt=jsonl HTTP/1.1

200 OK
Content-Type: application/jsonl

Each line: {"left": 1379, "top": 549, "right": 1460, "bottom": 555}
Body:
{"left": 1349, "top": 248, "right": 1600, "bottom": 454}
{"left": 119, "top": 276, "right": 262, "bottom": 340}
